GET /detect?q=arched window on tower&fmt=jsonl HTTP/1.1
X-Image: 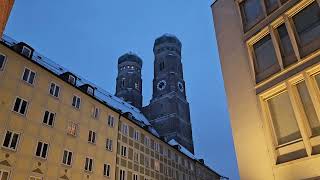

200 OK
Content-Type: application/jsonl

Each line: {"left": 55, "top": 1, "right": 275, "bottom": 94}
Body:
{"left": 121, "top": 78, "right": 125, "bottom": 88}
{"left": 159, "top": 62, "right": 165, "bottom": 71}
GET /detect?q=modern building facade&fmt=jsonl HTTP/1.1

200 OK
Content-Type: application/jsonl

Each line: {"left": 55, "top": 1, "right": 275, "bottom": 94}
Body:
{"left": 0, "top": 0, "right": 14, "bottom": 37}
{"left": 0, "top": 36, "right": 222, "bottom": 180}
{"left": 212, "top": 0, "right": 320, "bottom": 179}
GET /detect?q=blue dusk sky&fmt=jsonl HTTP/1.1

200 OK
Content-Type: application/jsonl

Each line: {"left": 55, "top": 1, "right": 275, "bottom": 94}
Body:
{"left": 5, "top": 0, "right": 239, "bottom": 179}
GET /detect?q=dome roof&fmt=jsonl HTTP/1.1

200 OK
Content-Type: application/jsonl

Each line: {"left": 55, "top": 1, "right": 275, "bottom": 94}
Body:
{"left": 118, "top": 53, "right": 143, "bottom": 66}
{"left": 154, "top": 34, "right": 182, "bottom": 47}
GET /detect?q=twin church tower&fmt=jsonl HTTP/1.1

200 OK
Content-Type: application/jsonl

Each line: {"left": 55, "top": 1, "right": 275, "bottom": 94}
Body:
{"left": 115, "top": 34, "right": 194, "bottom": 153}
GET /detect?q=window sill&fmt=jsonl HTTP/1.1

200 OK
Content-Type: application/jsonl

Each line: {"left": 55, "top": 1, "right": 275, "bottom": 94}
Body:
{"left": 1, "top": 146, "right": 17, "bottom": 152}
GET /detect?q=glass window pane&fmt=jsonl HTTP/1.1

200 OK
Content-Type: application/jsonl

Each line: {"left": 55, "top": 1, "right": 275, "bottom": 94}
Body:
{"left": 240, "top": 0, "right": 264, "bottom": 31}
{"left": 36, "top": 142, "right": 42, "bottom": 156}
{"left": 264, "top": 0, "right": 278, "bottom": 14}
{"left": 267, "top": 91, "right": 302, "bottom": 145}
{"left": 293, "top": 2, "right": 320, "bottom": 56}
{"left": 10, "top": 134, "right": 18, "bottom": 149}
{"left": 296, "top": 81, "right": 320, "bottom": 136}
{"left": 13, "top": 98, "right": 21, "bottom": 112}
{"left": 23, "top": 69, "right": 30, "bottom": 81}
{"left": 277, "top": 24, "right": 297, "bottom": 67}
{"left": 3, "top": 131, "right": 12, "bottom": 147}
{"left": 253, "top": 34, "right": 280, "bottom": 81}
{"left": 315, "top": 74, "right": 320, "bottom": 89}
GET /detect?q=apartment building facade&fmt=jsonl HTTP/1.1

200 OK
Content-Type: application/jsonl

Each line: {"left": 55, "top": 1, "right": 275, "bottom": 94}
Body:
{"left": 212, "top": 0, "right": 320, "bottom": 179}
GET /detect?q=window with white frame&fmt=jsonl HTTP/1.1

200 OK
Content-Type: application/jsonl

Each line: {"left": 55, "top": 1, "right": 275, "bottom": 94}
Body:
{"left": 12, "top": 97, "right": 28, "bottom": 115}
{"left": 72, "top": 95, "right": 81, "bottom": 109}
{"left": 2, "top": 130, "right": 20, "bottom": 150}
{"left": 42, "top": 110, "right": 55, "bottom": 127}
{"left": 35, "top": 141, "right": 49, "bottom": 159}
{"left": 121, "top": 145, "right": 127, "bottom": 157}
{"left": 134, "top": 130, "right": 140, "bottom": 141}
{"left": 0, "top": 54, "right": 6, "bottom": 71}
{"left": 21, "top": 46, "right": 32, "bottom": 58}
{"left": 29, "top": 176, "right": 42, "bottom": 180}
{"left": 134, "top": 151, "right": 139, "bottom": 162}
{"left": 88, "top": 130, "right": 96, "bottom": 144}
{"left": 108, "top": 115, "right": 115, "bottom": 127}
{"left": 104, "top": 163, "right": 111, "bottom": 177}
{"left": 106, "top": 138, "right": 113, "bottom": 151}
{"left": 22, "top": 68, "right": 36, "bottom": 85}
{"left": 155, "top": 143, "right": 160, "bottom": 152}
{"left": 144, "top": 136, "right": 150, "bottom": 147}
{"left": 68, "top": 75, "right": 76, "bottom": 85}
{"left": 62, "top": 150, "right": 73, "bottom": 166}
{"left": 67, "top": 122, "right": 78, "bottom": 136}
{"left": 87, "top": 86, "right": 94, "bottom": 96}
{"left": 119, "top": 169, "right": 126, "bottom": 180}
{"left": 92, "top": 106, "right": 100, "bottom": 119}
{"left": 133, "top": 173, "right": 139, "bottom": 180}
{"left": 121, "top": 123, "right": 128, "bottom": 135}
{"left": 0, "top": 169, "right": 9, "bottom": 180}
{"left": 84, "top": 157, "right": 93, "bottom": 172}
{"left": 49, "top": 82, "right": 60, "bottom": 98}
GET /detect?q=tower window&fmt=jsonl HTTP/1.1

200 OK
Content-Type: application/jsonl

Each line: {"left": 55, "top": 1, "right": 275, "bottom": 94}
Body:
{"left": 121, "top": 78, "right": 125, "bottom": 88}
{"left": 159, "top": 62, "right": 165, "bottom": 71}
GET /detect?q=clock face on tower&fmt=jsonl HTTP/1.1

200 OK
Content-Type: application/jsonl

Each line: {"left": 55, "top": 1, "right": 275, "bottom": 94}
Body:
{"left": 177, "top": 81, "right": 184, "bottom": 92}
{"left": 157, "top": 80, "right": 167, "bottom": 91}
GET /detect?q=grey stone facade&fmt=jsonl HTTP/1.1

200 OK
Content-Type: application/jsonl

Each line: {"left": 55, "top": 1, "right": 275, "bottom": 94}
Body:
{"left": 115, "top": 35, "right": 194, "bottom": 154}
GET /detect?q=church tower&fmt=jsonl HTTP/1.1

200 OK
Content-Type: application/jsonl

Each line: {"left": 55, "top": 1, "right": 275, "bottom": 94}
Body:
{"left": 143, "top": 34, "right": 194, "bottom": 153}
{"left": 115, "top": 53, "right": 143, "bottom": 109}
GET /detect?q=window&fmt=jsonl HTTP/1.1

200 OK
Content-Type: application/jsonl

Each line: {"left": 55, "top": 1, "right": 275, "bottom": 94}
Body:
{"left": 121, "top": 78, "right": 125, "bottom": 88}
{"left": 67, "top": 122, "right": 78, "bottom": 136}
{"left": 84, "top": 157, "right": 93, "bottom": 172}
{"left": 92, "top": 106, "right": 100, "bottom": 119}
{"left": 144, "top": 136, "right": 150, "bottom": 147}
{"left": 135, "top": 82, "right": 139, "bottom": 90}
{"left": 121, "top": 145, "right": 127, "bottom": 157}
{"left": 133, "top": 174, "right": 139, "bottom": 180}
{"left": 87, "top": 86, "right": 94, "bottom": 96}
{"left": 267, "top": 90, "right": 302, "bottom": 145}
{"left": 68, "top": 75, "right": 76, "bottom": 85}
{"left": 21, "top": 46, "right": 32, "bottom": 58}
{"left": 276, "top": 24, "right": 297, "bottom": 67}
{"left": 159, "top": 62, "right": 165, "bottom": 71}
{"left": 292, "top": 2, "right": 320, "bottom": 56}
{"left": 296, "top": 81, "right": 320, "bottom": 136}
{"left": 88, "top": 130, "right": 96, "bottom": 144}
{"left": 49, "top": 82, "right": 60, "bottom": 98}
{"left": 0, "top": 170, "right": 9, "bottom": 180}
{"left": 108, "top": 115, "right": 115, "bottom": 127}
{"left": 42, "top": 110, "right": 55, "bottom": 127}
{"left": 145, "top": 156, "right": 150, "bottom": 167}
{"left": 240, "top": 0, "right": 264, "bottom": 31}
{"left": 121, "top": 123, "right": 128, "bottom": 135}
{"left": 62, "top": 150, "right": 73, "bottom": 166}
{"left": 2, "top": 130, "right": 19, "bottom": 150}
{"left": 264, "top": 0, "right": 278, "bottom": 14}
{"left": 29, "top": 177, "right": 42, "bottom": 180}
{"left": 253, "top": 34, "right": 280, "bottom": 82}
{"left": 12, "top": 97, "right": 28, "bottom": 115}
{"left": 155, "top": 160, "right": 160, "bottom": 172}
{"left": 0, "top": 54, "right": 6, "bottom": 70}
{"left": 72, "top": 95, "right": 81, "bottom": 109}
{"left": 134, "top": 130, "right": 140, "bottom": 141}
{"left": 134, "top": 152, "right": 139, "bottom": 162}
{"left": 22, "top": 68, "right": 36, "bottom": 85}
{"left": 35, "top": 141, "right": 49, "bottom": 159}
{"left": 104, "top": 164, "right": 111, "bottom": 177}
{"left": 155, "top": 143, "right": 160, "bottom": 152}
{"left": 106, "top": 138, "right": 113, "bottom": 151}
{"left": 119, "top": 169, "right": 126, "bottom": 180}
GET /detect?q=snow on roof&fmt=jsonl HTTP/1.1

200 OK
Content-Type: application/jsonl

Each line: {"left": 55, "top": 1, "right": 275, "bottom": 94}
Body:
{"left": 168, "top": 139, "right": 195, "bottom": 159}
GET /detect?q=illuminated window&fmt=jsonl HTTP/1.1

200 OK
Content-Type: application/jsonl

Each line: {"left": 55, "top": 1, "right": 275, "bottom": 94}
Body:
{"left": 2, "top": 131, "right": 19, "bottom": 151}
{"left": 67, "top": 122, "right": 78, "bottom": 136}
{"left": 22, "top": 68, "right": 36, "bottom": 85}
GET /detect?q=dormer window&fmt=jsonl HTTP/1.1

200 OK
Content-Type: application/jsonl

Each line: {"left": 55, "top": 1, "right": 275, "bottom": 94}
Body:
{"left": 21, "top": 46, "right": 32, "bottom": 58}
{"left": 68, "top": 75, "right": 76, "bottom": 85}
{"left": 87, "top": 86, "right": 94, "bottom": 96}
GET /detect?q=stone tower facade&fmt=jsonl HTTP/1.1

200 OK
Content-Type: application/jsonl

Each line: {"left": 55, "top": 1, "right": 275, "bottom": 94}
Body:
{"left": 115, "top": 53, "right": 143, "bottom": 109}
{"left": 143, "top": 34, "right": 194, "bottom": 153}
